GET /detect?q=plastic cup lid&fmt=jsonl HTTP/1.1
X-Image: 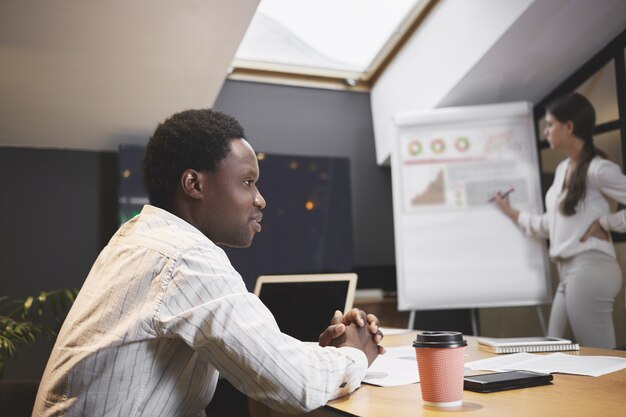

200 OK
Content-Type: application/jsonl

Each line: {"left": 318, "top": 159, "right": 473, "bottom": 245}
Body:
{"left": 412, "top": 331, "right": 467, "bottom": 348}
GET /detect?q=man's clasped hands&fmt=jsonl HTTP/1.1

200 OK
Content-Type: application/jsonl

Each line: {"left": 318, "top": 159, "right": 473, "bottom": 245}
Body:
{"left": 319, "top": 308, "right": 385, "bottom": 366}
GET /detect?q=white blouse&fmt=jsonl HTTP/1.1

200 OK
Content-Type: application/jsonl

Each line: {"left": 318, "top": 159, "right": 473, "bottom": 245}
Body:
{"left": 517, "top": 157, "right": 626, "bottom": 259}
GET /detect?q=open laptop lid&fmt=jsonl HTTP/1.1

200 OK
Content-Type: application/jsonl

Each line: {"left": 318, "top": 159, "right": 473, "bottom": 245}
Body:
{"left": 254, "top": 273, "right": 358, "bottom": 342}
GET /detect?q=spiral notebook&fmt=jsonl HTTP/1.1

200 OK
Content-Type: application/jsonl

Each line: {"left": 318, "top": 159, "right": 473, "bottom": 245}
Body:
{"left": 477, "top": 337, "right": 580, "bottom": 354}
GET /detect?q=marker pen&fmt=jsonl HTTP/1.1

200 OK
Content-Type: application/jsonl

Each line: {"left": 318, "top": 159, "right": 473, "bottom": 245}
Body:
{"left": 488, "top": 187, "right": 515, "bottom": 202}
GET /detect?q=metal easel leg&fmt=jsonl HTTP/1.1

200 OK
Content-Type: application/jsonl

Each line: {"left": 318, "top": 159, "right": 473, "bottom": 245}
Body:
{"left": 470, "top": 308, "right": 479, "bottom": 336}
{"left": 536, "top": 306, "right": 547, "bottom": 336}
{"left": 408, "top": 310, "right": 415, "bottom": 330}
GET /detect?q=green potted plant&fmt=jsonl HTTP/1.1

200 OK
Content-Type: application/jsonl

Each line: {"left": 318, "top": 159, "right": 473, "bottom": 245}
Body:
{"left": 0, "top": 289, "right": 77, "bottom": 378}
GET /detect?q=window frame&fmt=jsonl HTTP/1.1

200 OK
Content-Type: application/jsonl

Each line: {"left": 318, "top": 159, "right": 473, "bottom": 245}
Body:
{"left": 227, "top": 0, "right": 439, "bottom": 92}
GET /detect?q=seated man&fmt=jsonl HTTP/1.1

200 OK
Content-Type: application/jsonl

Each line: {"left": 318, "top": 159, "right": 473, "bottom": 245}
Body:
{"left": 33, "top": 109, "right": 383, "bottom": 416}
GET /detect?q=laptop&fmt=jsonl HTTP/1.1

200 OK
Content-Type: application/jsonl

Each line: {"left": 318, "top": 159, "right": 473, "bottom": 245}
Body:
{"left": 254, "top": 273, "right": 358, "bottom": 342}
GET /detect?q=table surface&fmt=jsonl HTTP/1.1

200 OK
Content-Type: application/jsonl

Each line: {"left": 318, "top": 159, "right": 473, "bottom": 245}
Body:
{"left": 324, "top": 331, "right": 626, "bottom": 417}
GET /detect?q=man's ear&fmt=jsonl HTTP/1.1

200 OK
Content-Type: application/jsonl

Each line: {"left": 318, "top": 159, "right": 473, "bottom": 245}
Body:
{"left": 180, "top": 169, "right": 203, "bottom": 200}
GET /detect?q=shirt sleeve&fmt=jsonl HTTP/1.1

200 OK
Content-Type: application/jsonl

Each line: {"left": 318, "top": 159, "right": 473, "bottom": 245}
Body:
{"left": 590, "top": 159, "right": 626, "bottom": 232}
{"left": 517, "top": 211, "right": 550, "bottom": 239}
{"left": 155, "top": 245, "right": 367, "bottom": 414}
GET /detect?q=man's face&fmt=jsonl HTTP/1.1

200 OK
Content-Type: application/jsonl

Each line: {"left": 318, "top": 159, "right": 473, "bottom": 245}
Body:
{"left": 199, "top": 138, "right": 266, "bottom": 247}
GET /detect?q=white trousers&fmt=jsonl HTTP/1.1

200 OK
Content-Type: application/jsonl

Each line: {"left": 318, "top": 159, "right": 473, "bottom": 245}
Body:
{"left": 548, "top": 251, "right": 622, "bottom": 349}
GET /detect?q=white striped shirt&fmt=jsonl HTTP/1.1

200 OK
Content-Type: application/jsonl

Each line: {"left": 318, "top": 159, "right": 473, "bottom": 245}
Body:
{"left": 32, "top": 205, "right": 367, "bottom": 417}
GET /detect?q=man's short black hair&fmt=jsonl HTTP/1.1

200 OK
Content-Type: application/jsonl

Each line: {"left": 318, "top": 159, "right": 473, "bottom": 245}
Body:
{"left": 142, "top": 109, "right": 246, "bottom": 210}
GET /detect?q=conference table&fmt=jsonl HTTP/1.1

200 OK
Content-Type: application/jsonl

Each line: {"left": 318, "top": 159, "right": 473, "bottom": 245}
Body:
{"left": 251, "top": 330, "right": 626, "bottom": 417}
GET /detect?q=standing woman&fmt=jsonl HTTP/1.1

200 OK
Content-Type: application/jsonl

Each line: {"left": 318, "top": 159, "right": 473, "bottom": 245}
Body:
{"left": 494, "top": 92, "right": 624, "bottom": 349}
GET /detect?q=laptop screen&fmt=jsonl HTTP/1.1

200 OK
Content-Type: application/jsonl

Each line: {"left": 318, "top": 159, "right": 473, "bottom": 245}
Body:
{"left": 254, "top": 273, "right": 357, "bottom": 342}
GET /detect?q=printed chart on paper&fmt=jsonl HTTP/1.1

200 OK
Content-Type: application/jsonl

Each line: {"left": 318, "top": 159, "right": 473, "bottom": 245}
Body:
{"left": 399, "top": 122, "right": 534, "bottom": 213}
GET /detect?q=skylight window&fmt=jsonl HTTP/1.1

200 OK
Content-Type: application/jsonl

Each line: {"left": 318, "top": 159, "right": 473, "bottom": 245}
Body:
{"left": 230, "top": 0, "right": 434, "bottom": 90}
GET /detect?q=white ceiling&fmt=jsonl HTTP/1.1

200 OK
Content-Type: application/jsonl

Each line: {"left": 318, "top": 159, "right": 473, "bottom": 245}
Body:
{"left": 438, "top": 0, "right": 626, "bottom": 107}
{"left": 0, "top": 0, "right": 260, "bottom": 151}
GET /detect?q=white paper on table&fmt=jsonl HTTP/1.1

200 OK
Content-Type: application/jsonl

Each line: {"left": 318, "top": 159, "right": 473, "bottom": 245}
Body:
{"left": 363, "top": 346, "right": 419, "bottom": 387}
{"left": 465, "top": 352, "right": 626, "bottom": 377}
{"left": 378, "top": 327, "right": 414, "bottom": 336}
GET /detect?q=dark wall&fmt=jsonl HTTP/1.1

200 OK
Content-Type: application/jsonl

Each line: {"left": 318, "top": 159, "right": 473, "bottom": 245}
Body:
{"left": 214, "top": 80, "right": 396, "bottom": 271}
{"left": 0, "top": 148, "right": 118, "bottom": 296}
{"left": 0, "top": 147, "right": 118, "bottom": 378}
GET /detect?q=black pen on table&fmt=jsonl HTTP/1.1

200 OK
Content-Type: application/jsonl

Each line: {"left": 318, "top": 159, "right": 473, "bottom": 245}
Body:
{"left": 488, "top": 187, "right": 515, "bottom": 202}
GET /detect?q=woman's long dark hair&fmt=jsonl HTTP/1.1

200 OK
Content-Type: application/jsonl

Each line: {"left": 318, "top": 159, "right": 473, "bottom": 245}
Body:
{"left": 545, "top": 92, "right": 606, "bottom": 216}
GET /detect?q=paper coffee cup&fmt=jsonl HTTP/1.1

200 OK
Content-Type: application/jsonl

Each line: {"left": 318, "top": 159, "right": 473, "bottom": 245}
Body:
{"left": 413, "top": 331, "right": 467, "bottom": 407}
